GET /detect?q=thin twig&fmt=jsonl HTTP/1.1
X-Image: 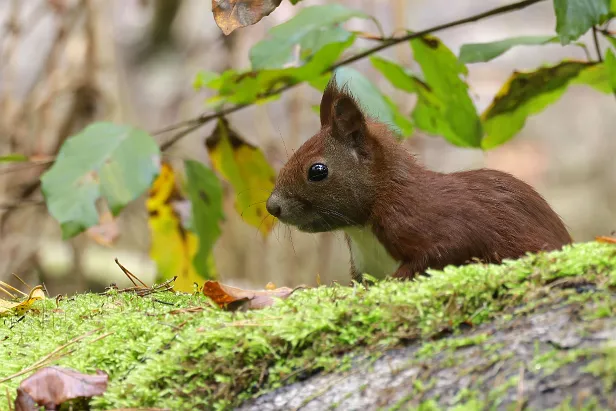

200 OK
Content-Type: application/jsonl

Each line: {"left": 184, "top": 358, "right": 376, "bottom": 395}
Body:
{"left": 159, "top": 120, "right": 214, "bottom": 151}
{"left": 12, "top": 274, "right": 32, "bottom": 290}
{"left": 114, "top": 258, "right": 149, "bottom": 288}
{"left": 332, "top": 0, "right": 545, "bottom": 70}
{"left": 0, "top": 280, "right": 27, "bottom": 297}
{"left": 598, "top": 28, "right": 616, "bottom": 36}
{"left": 156, "top": 0, "right": 546, "bottom": 150}
{"left": 0, "top": 328, "right": 108, "bottom": 384}
{"left": 0, "top": 284, "right": 16, "bottom": 299}
{"left": 592, "top": 26, "right": 603, "bottom": 62}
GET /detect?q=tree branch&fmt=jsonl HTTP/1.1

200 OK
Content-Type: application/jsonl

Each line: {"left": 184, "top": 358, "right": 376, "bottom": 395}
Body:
{"left": 156, "top": 0, "right": 546, "bottom": 150}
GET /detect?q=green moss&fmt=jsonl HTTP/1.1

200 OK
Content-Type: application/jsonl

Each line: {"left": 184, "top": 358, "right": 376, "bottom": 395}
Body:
{"left": 584, "top": 345, "right": 616, "bottom": 391}
{"left": 546, "top": 396, "right": 609, "bottom": 411}
{"left": 1, "top": 241, "right": 615, "bottom": 410}
{"left": 416, "top": 333, "right": 490, "bottom": 358}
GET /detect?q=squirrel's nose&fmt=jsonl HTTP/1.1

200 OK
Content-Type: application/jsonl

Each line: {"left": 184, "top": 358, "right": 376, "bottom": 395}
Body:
{"left": 266, "top": 195, "right": 282, "bottom": 218}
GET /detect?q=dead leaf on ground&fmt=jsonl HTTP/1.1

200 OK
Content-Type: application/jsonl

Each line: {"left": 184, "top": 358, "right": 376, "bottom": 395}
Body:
{"left": 212, "top": 0, "right": 283, "bottom": 35}
{"left": 203, "top": 281, "right": 305, "bottom": 310}
{"left": 15, "top": 366, "right": 108, "bottom": 411}
{"left": 0, "top": 285, "right": 45, "bottom": 317}
{"left": 596, "top": 236, "right": 616, "bottom": 244}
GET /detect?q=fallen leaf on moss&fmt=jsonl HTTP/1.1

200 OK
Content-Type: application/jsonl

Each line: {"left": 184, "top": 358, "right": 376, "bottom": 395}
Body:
{"left": 15, "top": 366, "right": 108, "bottom": 411}
{"left": 0, "top": 285, "right": 45, "bottom": 317}
{"left": 203, "top": 281, "right": 304, "bottom": 310}
{"left": 212, "top": 0, "right": 283, "bottom": 35}
{"left": 596, "top": 236, "right": 616, "bottom": 244}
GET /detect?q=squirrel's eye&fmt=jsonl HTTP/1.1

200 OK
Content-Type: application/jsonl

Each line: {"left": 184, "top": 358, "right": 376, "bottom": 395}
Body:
{"left": 308, "top": 163, "right": 328, "bottom": 182}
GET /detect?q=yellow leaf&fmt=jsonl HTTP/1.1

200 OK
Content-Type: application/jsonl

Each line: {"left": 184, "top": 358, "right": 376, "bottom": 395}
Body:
{"left": 0, "top": 285, "right": 45, "bottom": 316}
{"left": 206, "top": 118, "right": 276, "bottom": 237}
{"left": 146, "top": 163, "right": 217, "bottom": 293}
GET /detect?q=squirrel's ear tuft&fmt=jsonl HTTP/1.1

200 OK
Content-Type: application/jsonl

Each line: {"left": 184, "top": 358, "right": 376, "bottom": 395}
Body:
{"left": 319, "top": 76, "right": 338, "bottom": 126}
{"left": 331, "top": 88, "right": 366, "bottom": 147}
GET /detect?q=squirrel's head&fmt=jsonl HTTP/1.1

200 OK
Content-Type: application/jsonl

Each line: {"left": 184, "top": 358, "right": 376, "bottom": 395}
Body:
{"left": 266, "top": 77, "right": 391, "bottom": 232}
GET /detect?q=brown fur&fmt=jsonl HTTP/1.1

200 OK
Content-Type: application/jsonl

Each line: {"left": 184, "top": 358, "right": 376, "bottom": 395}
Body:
{"left": 266, "top": 77, "right": 572, "bottom": 280}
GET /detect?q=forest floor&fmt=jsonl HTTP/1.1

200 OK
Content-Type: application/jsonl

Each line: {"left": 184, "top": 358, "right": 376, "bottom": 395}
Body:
{"left": 1, "top": 241, "right": 615, "bottom": 411}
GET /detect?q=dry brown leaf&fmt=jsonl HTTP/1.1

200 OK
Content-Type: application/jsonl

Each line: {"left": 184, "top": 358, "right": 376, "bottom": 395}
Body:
{"left": 596, "top": 236, "right": 616, "bottom": 244}
{"left": 203, "top": 280, "right": 303, "bottom": 310}
{"left": 212, "top": 0, "right": 283, "bottom": 35}
{"left": 86, "top": 210, "right": 120, "bottom": 246}
{"left": 15, "top": 366, "right": 108, "bottom": 411}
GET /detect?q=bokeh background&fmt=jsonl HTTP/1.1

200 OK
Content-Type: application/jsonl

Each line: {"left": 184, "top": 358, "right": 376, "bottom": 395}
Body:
{"left": 1, "top": 0, "right": 614, "bottom": 295}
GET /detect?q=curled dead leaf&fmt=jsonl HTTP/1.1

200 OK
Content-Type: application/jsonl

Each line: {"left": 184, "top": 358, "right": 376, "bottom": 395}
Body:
{"left": 596, "top": 236, "right": 616, "bottom": 244}
{"left": 0, "top": 285, "right": 45, "bottom": 317}
{"left": 203, "top": 280, "right": 305, "bottom": 310}
{"left": 212, "top": 0, "right": 283, "bottom": 35}
{"left": 15, "top": 366, "right": 108, "bottom": 411}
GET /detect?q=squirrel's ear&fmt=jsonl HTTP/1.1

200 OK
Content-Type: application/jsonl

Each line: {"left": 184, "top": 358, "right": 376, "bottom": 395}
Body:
{"left": 331, "top": 95, "right": 366, "bottom": 146}
{"left": 319, "top": 77, "right": 338, "bottom": 126}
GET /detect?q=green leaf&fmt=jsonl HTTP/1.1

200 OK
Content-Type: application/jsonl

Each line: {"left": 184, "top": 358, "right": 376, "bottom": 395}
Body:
{"left": 206, "top": 118, "right": 276, "bottom": 237}
{"left": 372, "top": 55, "right": 464, "bottom": 143}
{"left": 605, "top": 49, "right": 616, "bottom": 91}
{"left": 200, "top": 35, "right": 354, "bottom": 107}
{"left": 383, "top": 95, "right": 414, "bottom": 137}
{"left": 193, "top": 71, "right": 219, "bottom": 91}
{"left": 307, "top": 73, "right": 333, "bottom": 91}
{"left": 459, "top": 36, "right": 557, "bottom": 64}
{"left": 41, "top": 122, "right": 160, "bottom": 239}
{"left": 481, "top": 61, "right": 600, "bottom": 149}
{"left": 410, "top": 36, "right": 482, "bottom": 147}
{"left": 574, "top": 62, "right": 613, "bottom": 93}
{"left": 370, "top": 56, "right": 418, "bottom": 93}
{"left": 331, "top": 66, "right": 406, "bottom": 136}
{"left": 289, "top": 0, "right": 302, "bottom": 4}
{"left": 553, "top": 0, "right": 610, "bottom": 44}
{"left": 249, "top": 4, "right": 367, "bottom": 70}
{"left": 0, "top": 154, "right": 28, "bottom": 163}
{"left": 184, "top": 160, "right": 224, "bottom": 279}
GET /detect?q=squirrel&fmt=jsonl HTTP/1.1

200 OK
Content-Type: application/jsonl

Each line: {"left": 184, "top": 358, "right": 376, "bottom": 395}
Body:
{"left": 266, "top": 77, "right": 572, "bottom": 282}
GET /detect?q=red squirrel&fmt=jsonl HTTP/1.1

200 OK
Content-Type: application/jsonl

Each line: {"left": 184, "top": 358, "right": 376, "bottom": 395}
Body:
{"left": 266, "top": 77, "right": 572, "bottom": 281}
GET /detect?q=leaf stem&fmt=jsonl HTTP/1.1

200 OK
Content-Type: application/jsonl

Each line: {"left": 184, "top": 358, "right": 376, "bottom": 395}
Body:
{"left": 592, "top": 26, "right": 603, "bottom": 62}
{"left": 156, "top": 0, "right": 546, "bottom": 150}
